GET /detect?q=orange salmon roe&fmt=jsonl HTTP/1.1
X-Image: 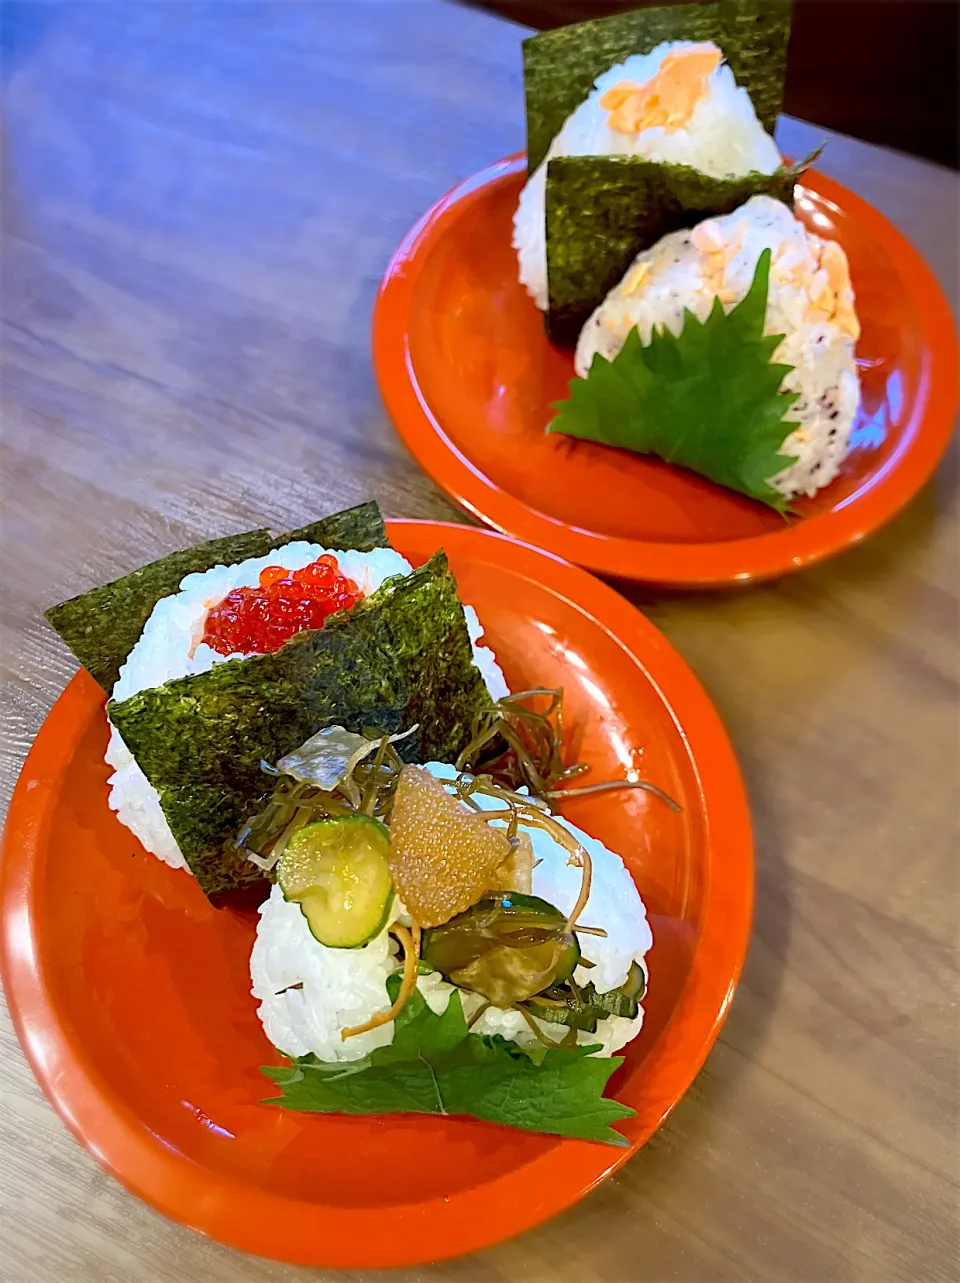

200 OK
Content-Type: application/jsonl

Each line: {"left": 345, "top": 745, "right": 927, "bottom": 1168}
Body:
{"left": 201, "top": 555, "right": 361, "bottom": 656}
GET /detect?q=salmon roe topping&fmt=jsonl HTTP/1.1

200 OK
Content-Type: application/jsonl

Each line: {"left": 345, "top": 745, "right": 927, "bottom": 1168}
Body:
{"left": 201, "top": 555, "right": 361, "bottom": 656}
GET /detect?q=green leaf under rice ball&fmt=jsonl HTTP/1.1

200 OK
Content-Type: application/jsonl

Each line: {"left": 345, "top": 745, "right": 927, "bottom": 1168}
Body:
{"left": 44, "top": 501, "right": 389, "bottom": 692}
{"left": 544, "top": 151, "right": 817, "bottom": 344}
{"left": 262, "top": 975, "right": 635, "bottom": 1145}
{"left": 107, "top": 552, "right": 491, "bottom": 897}
{"left": 548, "top": 250, "right": 799, "bottom": 510}
{"left": 523, "top": 0, "right": 794, "bottom": 175}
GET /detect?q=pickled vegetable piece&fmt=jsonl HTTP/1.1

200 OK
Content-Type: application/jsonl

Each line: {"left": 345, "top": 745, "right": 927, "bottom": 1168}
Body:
{"left": 387, "top": 765, "right": 512, "bottom": 928}
{"left": 421, "top": 892, "right": 581, "bottom": 1006}
{"left": 277, "top": 815, "right": 394, "bottom": 948}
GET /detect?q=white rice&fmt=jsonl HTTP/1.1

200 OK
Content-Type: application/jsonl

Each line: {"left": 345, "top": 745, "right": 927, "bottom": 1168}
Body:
{"left": 250, "top": 894, "right": 400, "bottom": 1062}
{"left": 105, "top": 545, "right": 509, "bottom": 871}
{"left": 463, "top": 605, "right": 509, "bottom": 703}
{"left": 514, "top": 40, "right": 782, "bottom": 310}
{"left": 250, "top": 762, "right": 652, "bottom": 1062}
{"left": 574, "top": 195, "right": 862, "bottom": 499}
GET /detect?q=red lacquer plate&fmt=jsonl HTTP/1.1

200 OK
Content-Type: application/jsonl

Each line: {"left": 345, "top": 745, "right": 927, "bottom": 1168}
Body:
{"left": 1, "top": 523, "right": 752, "bottom": 1268}
{"left": 374, "top": 156, "right": 958, "bottom": 585}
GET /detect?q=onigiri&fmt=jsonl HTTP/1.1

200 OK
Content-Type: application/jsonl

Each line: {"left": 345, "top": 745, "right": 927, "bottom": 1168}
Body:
{"left": 574, "top": 195, "right": 861, "bottom": 500}
{"left": 514, "top": 40, "right": 782, "bottom": 310}
{"left": 250, "top": 762, "right": 653, "bottom": 1063}
{"left": 105, "top": 545, "right": 509, "bottom": 871}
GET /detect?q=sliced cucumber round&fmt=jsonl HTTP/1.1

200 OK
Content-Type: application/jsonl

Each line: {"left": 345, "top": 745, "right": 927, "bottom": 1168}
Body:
{"left": 276, "top": 815, "right": 394, "bottom": 948}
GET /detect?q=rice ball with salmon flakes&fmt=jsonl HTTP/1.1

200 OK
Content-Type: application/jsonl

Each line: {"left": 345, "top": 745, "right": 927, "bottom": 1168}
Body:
{"left": 514, "top": 41, "right": 782, "bottom": 310}
{"left": 575, "top": 195, "right": 861, "bottom": 500}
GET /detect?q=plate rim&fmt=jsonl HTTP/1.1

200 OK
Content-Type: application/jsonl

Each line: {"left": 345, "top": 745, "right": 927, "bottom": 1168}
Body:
{"left": 373, "top": 155, "right": 959, "bottom": 586}
{"left": 0, "top": 520, "right": 753, "bottom": 1267}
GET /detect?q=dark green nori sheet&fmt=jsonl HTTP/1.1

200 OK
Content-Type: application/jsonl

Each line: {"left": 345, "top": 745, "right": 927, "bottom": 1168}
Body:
{"left": 523, "top": 0, "right": 793, "bottom": 175}
{"left": 545, "top": 151, "right": 815, "bottom": 344}
{"left": 160, "top": 785, "right": 280, "bottom": 895}
{"left": 45, "top": 530, "right": 273, "bottom": 694}
{"left": 107, "top": 552, "right": 490, "bottom": 897}
{"left": 279, "top": 500, "right": 388, "bottom": 553}
{"left": 44, "top": 502, "right": 389, "bottom": 692}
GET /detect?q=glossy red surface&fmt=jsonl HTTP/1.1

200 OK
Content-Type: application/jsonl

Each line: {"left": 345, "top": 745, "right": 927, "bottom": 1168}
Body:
{"left": 202, "top": 555, "right": 360, "bottom": 655}
{"left": 1, "top": 523, "right": 752, "bottom": 1267}
{"left": 374, "top": 157, "right": 958, "bottom": 584}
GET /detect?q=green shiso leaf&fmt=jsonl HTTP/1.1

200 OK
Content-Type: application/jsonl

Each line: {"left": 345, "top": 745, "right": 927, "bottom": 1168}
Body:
{"left": 107, "top": 552, "right": 490, "bottom": 897}
{"left": 544, "top": 150, "right": 818, "bottom": 345}
{"left": 44, "top": 530, "right": 273, "bottom": 693}
{"left": 261, "top": 975, "right": 634, "bottom": 1146}
{"left": 548, "top": 249, "right": 799, "bottom": 510}
{"left": 44, "top": 501, "right": 389, "bottom": 692}
{"left": 523, "top": 0, "right": 793, "bottom": 175}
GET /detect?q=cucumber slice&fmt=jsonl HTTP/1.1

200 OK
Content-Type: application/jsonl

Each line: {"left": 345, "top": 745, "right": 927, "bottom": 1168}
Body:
{"left": 552, "top": 934, "right": 581, "bottom": 985}
{"left": 619, "top": 960, "right": 646, "bottom": 1003}
{"left": 276, "top": 815, "right": 394, "bottom": 948}
{"left": 525, "top": 999, "right": 599, "bottom": 1033}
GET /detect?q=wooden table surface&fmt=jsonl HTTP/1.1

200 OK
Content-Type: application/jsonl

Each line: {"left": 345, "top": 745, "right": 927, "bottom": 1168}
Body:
{"left": 1, "top": 3, "right": 957, "bottom": 1281}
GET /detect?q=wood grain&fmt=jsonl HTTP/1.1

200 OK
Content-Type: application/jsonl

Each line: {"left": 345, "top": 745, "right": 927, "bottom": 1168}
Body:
{"left": 1, "top": 2, "right": 957, "bottom": 1280}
